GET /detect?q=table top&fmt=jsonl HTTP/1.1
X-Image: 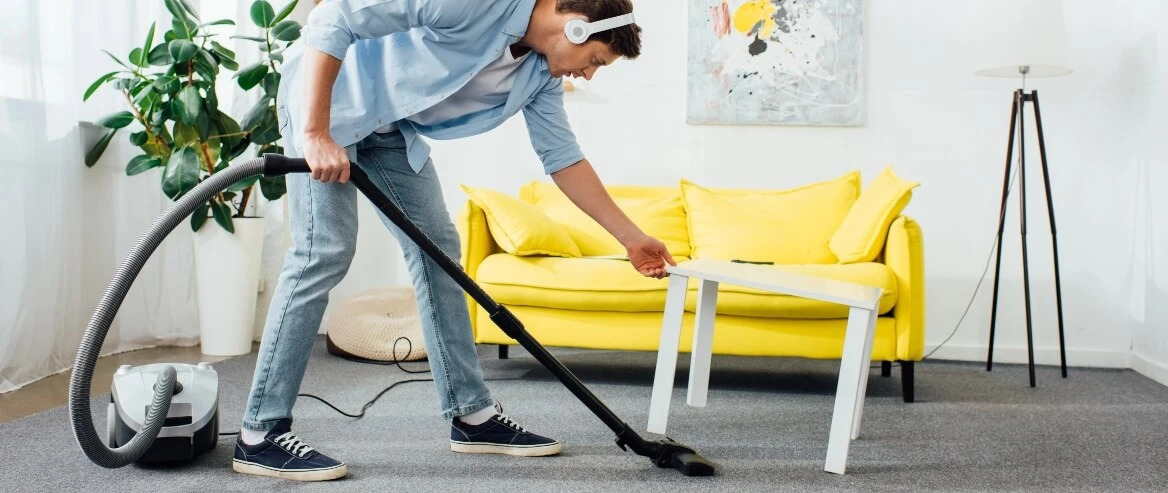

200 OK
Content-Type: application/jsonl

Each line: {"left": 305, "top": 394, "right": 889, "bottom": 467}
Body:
{"left": 666, "top": 258, "right": 884, "bottom": 310}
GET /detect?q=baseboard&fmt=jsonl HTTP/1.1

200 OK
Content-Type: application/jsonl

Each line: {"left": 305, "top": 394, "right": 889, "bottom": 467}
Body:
{"left": 923, "top": 343, "right": 1131, "bottom": 369}
{"left": 1129, "top": 352, "right": 1168, "bottom": 387}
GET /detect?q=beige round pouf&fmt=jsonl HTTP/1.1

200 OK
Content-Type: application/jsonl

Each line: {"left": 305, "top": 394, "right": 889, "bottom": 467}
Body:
{"left": 325, "top": 286, "right": 428, "bottom": 362}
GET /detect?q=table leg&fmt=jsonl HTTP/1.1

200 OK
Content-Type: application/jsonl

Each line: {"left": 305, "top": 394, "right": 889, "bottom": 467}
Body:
{"left": 648, "top": 274, "right": 689, "bottom": 434}
{"left": 850, "top": 308, "right": 878, "bottom": 440}
{"left": 824, "top": 305, "right": 878, "bottom": 475}
{"left": 687, "top": 279, "right": 719, "bottom": 407}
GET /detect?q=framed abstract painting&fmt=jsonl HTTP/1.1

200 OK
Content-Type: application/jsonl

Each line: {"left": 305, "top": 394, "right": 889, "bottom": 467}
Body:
{"left": 687, "top": 0, "right": 865, "bottom": 126}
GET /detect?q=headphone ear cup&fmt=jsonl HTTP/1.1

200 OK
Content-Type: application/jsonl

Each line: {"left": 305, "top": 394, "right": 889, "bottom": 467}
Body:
{"left": 564, "top": 19, "right": 589, "bottom": 44}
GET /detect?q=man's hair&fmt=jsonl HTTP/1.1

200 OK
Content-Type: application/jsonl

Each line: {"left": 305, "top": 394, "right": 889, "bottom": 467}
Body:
{"left": 556, "top": 0, "right": 642, "bottom": 59}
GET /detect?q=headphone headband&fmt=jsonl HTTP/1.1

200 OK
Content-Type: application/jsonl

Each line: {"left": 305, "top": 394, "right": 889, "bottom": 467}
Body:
{"left": 564, "top": 13, "right": 636, "bottom": 44}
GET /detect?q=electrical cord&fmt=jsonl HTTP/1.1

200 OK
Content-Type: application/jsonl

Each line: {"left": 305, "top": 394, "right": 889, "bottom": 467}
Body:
{"left": 873, "top": 165, "right": 1019, "bottom": 368}
{"left": 218, "top": 337, "right": 447, "bottom": 437}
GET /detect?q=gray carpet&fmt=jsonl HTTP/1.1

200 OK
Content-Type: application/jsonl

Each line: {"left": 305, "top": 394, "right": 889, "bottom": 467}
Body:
{"left": 2, "top": 337, "right": 1167, "bottom": 492}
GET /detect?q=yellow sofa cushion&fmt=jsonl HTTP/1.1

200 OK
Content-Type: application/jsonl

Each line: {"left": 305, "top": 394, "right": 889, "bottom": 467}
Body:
{"left": 680, "top": 172, "right": 860, "bottom": 265}
{"left": 830, "top": 167, "right": 920, "bottom": 263}
{"left": 474, "top": 254, "right": 896, "bottom": 318}
{"left": 460, "top": 185, "right": 581, "bottom": 258}
{"left": 520, "top": 182, "right": 691, "bottom": 257}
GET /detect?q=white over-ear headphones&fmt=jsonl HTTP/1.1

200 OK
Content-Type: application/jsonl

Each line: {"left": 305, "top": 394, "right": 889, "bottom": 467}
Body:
{"left": 564, "top": 13, "right": 636, "bottom": 44}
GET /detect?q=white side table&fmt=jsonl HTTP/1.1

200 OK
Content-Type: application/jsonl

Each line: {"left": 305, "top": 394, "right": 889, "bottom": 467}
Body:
{"left": 646, "top": 258, "right": 884, "bottom": 474}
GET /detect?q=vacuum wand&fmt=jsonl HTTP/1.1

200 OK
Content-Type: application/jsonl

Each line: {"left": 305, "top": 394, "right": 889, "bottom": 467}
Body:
{"left": 263, "top": 154, "right": 715, "bottom": 476}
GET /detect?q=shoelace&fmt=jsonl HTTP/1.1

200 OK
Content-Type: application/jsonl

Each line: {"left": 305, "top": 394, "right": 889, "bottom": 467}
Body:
{"left": 495, "top": 413, "right": 528, "bottom": 434}
{"left": 273, "top": 432, "right": 315, "bottom": 457}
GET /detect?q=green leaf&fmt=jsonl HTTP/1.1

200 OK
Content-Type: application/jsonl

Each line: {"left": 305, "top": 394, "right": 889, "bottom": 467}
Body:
{"left": 162, "top": 146, "right": 200, "bottom": 200}
{"left": 102, "top": 49, "right": 130, "bottom": 70}
{"left": 164, "top": 0, "right": 191, "bottom": 21}
{"left": 230, "top": 35, "right": 267, "bottom": 43}
{"left": 130, "top": 131, "right": 148, "bottom": 146}
{"left": 172, "top": 17, "right": 197, "bottom": 40}
{"left": 83, "top": 71, "right": 120, "bottom": 101}
{"left": 251, "top": 0, "right": 276, "bottom": 28}
{"left": 218, "top": 56, "right": 239, "bottom": 71}
{"left": 259, "top": 175, "right": 287, "bottom": 200}
{"left": 168, "top": 39, "right": 197, "bottom": 63}
{"left": 235, "top": 63, "right": 268, "bottom": 90}
{"left": 164, "top": 30, "right": 177, "bottom": 42}
{"left": 173, "top": 121, "right": 198, "bottom": 149}
{"left": 210, "top": 40, "right": 236, "bottom": 59}
{"left": 239, "top": 96, "right": 272, "bottom": 130}
{"left": 200, "top": 19, "right": 235, "bottom": 28}
{"left": 271, "top": 20, "right": 301, "bottom": 42}
{"left": 228, "top": 175, "right": 260, "bottom": 192}
{"left": 211, "top": 199, "right": 235, "bottom": 232}
{"left": 177, "top": 0, "right": 200, "bottom": 19}
{"left": 214, "top": 111, "right": 246, "bottom": 156}
{"left": 85, "top": 128, "right": 118, "bottom": 167}
{"left": 196, "top": 109, "right": 212, "bottom": 140}
{"left": 148, "top": 44, "right": 174, "bottom": 66}
{"left": 176, "top": 85, "right": 201, "bottom": 124}
{"left": 126, "top": 155, "right": 162, "bottom": 175}
{"left": 250, "top": 111, "right": 281, "bottom": 145}
{"left": 152, "top": 75, "right": 179, "bottom": 94}
{"left": 194, "top": 49, "right": 218, "bottom": 81}
{"left": 98, "top": 111, "right": 135, "bottom": 129}
{"left": 273, "top": 0, "right": 299, "bottom": 24}
{"left": 128, "top": 48, "right": 145, "bottom": 67}
{"left": 191, "top": 202, "right": 210, "bottom": 231}
{"left": 262, "top": 72, "right": 281, "bottom": 97}
{"left": 140, "top": 22, "right": 156, "bottom": 68}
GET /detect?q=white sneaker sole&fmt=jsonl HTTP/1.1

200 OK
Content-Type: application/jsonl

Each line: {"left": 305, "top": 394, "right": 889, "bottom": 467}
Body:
{"left": 232, "top": 459, "right": 348, "bottom": 481}
{"left": 450, "top": 440, "right": 563, "bottom": 457}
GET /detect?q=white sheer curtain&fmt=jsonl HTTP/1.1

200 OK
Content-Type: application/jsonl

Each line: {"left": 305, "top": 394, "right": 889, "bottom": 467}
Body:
{"left": 0, "top": 0, "right": 296, "bottom": 393}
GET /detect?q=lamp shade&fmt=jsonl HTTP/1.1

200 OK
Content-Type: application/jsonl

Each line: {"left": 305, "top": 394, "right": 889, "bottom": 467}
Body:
{"left": 972, "top": 0, "right": 1072, "bottom": 78}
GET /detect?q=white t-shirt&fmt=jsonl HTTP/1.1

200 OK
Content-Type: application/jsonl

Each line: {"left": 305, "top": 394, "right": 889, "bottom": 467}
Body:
{"left": 376, "top": 47, "right": 529, "bottom": 132}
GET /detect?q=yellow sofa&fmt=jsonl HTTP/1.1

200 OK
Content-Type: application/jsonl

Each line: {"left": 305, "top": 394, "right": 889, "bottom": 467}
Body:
{"left": 456, "top": 172, "right": 925, "bottom": 402}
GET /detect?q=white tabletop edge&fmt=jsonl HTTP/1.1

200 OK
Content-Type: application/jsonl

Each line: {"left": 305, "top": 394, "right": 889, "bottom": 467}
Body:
{"left": 666, "top": 259, "right": 883, "bottom": 310}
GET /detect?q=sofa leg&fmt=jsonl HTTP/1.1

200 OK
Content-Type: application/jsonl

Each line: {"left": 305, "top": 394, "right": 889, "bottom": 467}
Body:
{"left": 880, "top": 361, "right": 892, "bottom": 377}
{"left": 498, "top": 345, "right": 509, "bottom": 359}
{"left": 901, "top": 361, "right": 915, "bottom": 403}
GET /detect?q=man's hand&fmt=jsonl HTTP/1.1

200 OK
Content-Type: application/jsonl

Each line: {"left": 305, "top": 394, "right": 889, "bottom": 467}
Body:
{"left": 303, "top": 132, "right": 350, "bottom": 183}
{"left": 626, "top": 234, "right": 677, "bottom": 279}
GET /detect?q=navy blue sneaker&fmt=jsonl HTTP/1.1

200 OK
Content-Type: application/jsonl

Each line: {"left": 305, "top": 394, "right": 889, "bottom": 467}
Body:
{"left": 450, "top": 404, "right": 562, "bottom": 457}
{"left": 232, "top": 419, "right": 348, "bottom": 481}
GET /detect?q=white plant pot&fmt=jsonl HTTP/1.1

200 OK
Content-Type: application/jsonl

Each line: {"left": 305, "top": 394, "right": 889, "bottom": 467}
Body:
{"left": 192, "top": 216, "right": 266, "bottom": 356}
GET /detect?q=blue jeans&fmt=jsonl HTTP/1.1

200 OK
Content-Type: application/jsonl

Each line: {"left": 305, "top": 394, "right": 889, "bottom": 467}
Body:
{"left": 241, "top": 130, "right": 494, "bottom": 432}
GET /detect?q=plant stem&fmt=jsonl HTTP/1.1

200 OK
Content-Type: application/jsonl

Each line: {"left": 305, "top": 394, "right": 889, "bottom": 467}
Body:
{"left": 122, "top": 89, "right": 170, "bottom": 155}
{"left": 237, "top": 185, "right": 254, "bottom": 217}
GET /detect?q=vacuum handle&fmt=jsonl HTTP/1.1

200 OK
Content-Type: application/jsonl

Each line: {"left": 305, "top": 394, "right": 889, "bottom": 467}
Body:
{"left": 262, "top": 154, "right": 311, "bottom": 176}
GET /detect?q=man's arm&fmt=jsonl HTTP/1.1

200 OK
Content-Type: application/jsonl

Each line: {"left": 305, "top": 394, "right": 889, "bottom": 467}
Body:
{"left": 550, "top": 159, "right": 641, "bottom": 245}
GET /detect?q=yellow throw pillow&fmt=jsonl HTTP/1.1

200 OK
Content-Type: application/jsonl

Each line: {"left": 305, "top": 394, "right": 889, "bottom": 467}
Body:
{"left": 681, "top": 172, "right": 860, "bottom": 265}
{"left": 460, "top": 185, "right": 581, "bottom": 258}
{"left": 830, "top": 166, "right": 920, "bottom": 263}
{"left": 522, "top": 182, "right": 690, "bottom": 257}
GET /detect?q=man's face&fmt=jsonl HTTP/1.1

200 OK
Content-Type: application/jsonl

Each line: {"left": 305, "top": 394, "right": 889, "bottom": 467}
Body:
{"left": 545, "top": 39, "right": 619, "bottom": 80}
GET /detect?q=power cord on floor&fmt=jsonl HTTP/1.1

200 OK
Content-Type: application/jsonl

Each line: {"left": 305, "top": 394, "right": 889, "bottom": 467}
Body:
{"left": 873, "top": 165, "right": 1019, "bottom": 369}
{"left": 219, "top": 337, "right": 462, "bottom": 437}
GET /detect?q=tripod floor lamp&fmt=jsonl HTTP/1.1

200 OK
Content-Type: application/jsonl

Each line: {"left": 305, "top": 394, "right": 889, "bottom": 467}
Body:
{"left": 974, "top": 0, "right": 1071, "bottom": 387}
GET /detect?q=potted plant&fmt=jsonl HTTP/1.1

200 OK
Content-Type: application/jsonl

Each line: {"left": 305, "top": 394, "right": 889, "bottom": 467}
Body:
{"left": 83, "top": 0, "right": 302, "bottom": 356}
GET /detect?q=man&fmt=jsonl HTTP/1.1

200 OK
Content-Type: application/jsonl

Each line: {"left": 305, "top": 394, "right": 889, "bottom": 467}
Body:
{"left": 233, "top": 0, "right": 676, "bottom": 481}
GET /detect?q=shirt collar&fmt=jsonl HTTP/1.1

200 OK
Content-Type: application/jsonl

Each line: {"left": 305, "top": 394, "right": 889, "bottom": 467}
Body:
{"left": 503, "top": 0, "right": 537, "bottom": 38}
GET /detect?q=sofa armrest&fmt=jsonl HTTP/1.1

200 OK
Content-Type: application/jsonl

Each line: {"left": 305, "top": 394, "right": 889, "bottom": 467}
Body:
{"left": 457, "top": 201, "right": 500, "bottom": 336}
{"left": 885, "top": 215, "right": 925, "bottom": 361}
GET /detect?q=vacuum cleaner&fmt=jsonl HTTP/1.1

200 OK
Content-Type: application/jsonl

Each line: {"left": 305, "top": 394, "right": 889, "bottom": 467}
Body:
{"left": 69, "top": 154, "right": 715, "bottom": 476}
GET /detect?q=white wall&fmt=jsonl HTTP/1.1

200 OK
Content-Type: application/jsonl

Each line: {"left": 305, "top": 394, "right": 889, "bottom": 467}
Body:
{"left": 1128, "top": 2, "right": 1168, "bottom": 385}
{"left": 416, "top": 0, "right": 1163, "bottom": 372}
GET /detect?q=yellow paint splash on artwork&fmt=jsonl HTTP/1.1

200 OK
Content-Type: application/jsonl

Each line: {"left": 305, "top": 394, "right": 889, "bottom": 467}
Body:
{"left": 733, "top": 0, "right": 776, "bottom": 38}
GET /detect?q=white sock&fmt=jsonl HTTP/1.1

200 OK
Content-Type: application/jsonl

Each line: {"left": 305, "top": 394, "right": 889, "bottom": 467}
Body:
{"left": 457, "top": 403, "right": 498, "bottom": 426}
{"left": 240, "top": 427, "right": 268, "bottom": 445}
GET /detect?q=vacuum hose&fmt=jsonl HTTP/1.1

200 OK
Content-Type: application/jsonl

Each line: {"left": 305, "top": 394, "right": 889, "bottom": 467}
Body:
{"left": 69, "top": 156, "right": 300, "bottom": 468}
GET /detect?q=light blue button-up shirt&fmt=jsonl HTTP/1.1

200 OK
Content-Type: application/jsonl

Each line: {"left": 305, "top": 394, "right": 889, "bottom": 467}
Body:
{"left": 276, "top": 0, "right": 584, "bottom": 175}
